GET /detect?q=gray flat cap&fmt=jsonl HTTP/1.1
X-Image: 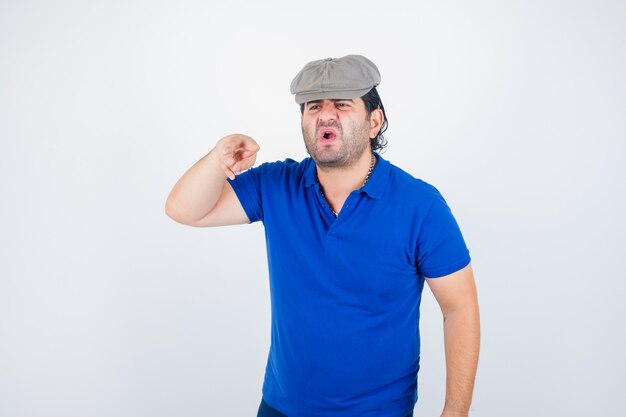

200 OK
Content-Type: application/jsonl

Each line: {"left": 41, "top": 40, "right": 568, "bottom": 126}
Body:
{"left": 290, "top": 55, "right": 381, "bottom": 104}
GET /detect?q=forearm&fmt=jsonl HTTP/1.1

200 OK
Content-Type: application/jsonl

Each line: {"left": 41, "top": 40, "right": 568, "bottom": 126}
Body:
{"left": 441, "top": 303, "right": 480, "bottom": 417}
{"left": 165, "top": 146, "right": 227, "bottom": 223}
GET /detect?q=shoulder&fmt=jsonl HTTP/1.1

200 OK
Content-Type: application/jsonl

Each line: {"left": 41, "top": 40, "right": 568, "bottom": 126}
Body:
{"left": 385, "top": 160, "right": 444, "bottom": 206}
{"left": 255, "top": 156, "right": 313, "bottom": 178}
{"left": 258, "top": 156, "right": 311, "bottom": 171}
{"left": 247, "top": 157, "right": 314, "bottom": 190}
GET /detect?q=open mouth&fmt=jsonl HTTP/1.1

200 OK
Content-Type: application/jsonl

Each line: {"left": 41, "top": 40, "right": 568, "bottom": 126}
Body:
{"left": 320, "top": 129, "right": 337, "bottom": 141}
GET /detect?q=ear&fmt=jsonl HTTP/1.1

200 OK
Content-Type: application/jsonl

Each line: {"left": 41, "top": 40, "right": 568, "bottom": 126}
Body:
{"left": 368, "top": 108, "right": 384, "bottom": 139}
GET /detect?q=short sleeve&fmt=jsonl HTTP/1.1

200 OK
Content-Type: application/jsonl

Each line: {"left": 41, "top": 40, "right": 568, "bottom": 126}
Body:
{"left": 227, "top": 165, "right": 264, "bottom": 223}
{"left": 415, "top": 190, "right": 471, "bottom": 278}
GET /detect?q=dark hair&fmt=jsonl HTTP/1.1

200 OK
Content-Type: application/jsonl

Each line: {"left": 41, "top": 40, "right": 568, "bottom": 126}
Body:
{"left": 360, "top": 87, "right": 388, "bottom": 152}
{"left": 299, "top": 86, "right": 389, "bottom": 152}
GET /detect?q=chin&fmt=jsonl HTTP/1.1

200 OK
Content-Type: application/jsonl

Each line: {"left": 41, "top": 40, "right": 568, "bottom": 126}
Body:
{"left": 313, "top": 154, "right": 348, "bottom": 168}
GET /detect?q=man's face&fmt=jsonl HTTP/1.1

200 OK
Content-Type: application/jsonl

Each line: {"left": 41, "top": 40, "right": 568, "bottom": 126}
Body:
{"left": 301, "top": 98, "right": 372, "bottom": 169}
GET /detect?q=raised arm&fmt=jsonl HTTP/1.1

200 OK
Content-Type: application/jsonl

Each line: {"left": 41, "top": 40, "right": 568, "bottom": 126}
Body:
{"left": 165, "top": 134, "right": 260, "bottom": 227}
{"left": 425, "top": 263, "right": 480, "bottom": 417}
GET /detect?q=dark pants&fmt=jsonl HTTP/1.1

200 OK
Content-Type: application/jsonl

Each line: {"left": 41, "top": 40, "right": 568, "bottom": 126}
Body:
{"left": 257, "top": 398, "right": 414, "bottom": 417}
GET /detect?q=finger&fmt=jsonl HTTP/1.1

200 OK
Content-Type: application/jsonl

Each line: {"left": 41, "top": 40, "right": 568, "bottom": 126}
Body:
{"left": 231, "top": 153, "right": 256, "bottom": 173}
{"left": 223, "top": 148, "right": 258, "bottom": 166}
{"left": 220, "top": 163, "right": 236, "bottom": 180}
{"left": 232, "top": 160, "right": 249, "bottom": 174}
{"left": 237, "top": 149, "right": 259, "bottom": 158}
{"left": 221, "top": 154, "right": 235, "bottom": 168}
{"left": 224, "top": 141, "right": 259, "bottom": 156}
{"left": 229, "top": 143, "right": 259, "bottom": 155}
{"left": 245, "top": 143, "right": 261, "bottom": 152}
{"left": 221, "top": 150, "right": 241, "bottom": 168}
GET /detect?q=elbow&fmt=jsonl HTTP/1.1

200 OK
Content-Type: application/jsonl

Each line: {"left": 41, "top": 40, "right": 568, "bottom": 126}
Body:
{"left": 164, "top": 202, "right": 178, "bottom": 221}
{"left": 164, "top": 200, "right": 183, "bottom": 223}
{"left": 165, "top": 205, "right": 195, "bottom": 225}
{"left": 164, "top": 194, "right": 189, "bottom": 224}
{"left": 164, "top": 197, "right": 209, "bottom": 227}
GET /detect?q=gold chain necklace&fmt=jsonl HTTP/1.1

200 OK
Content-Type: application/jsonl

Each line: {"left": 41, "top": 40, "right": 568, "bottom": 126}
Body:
{"left": 317, "top": 153, "right": 377, "bottom": 218}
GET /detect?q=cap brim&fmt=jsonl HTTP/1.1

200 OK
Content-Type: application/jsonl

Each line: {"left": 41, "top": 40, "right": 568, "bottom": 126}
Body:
{"left": 294, "top": 87, "right": 373, "bottom": 105}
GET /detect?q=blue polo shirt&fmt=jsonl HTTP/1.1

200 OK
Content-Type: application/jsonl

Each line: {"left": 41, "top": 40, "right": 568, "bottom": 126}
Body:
{"left": 228, "top": 153, "right": 470, "bottom": 417}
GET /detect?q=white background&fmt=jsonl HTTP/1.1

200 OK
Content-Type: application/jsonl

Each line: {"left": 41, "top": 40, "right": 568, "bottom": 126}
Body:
{"left": 1, "top": 1, "right": 625, "bottom": 416}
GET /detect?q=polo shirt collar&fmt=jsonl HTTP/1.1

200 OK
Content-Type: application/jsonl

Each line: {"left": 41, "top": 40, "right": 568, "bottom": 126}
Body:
{"left": 362, "top": 153, "right": 390, "bottom": 199}
{"left": 303, "top": 153, "right": 390, "bottom": 200}
{"left": 304, "top": 158, "right": 318, "bottom": 188}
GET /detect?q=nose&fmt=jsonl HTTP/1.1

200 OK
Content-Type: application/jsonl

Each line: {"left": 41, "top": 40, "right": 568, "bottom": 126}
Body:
{"left": 318, "top": 100, "right": 337, "bottom": 122}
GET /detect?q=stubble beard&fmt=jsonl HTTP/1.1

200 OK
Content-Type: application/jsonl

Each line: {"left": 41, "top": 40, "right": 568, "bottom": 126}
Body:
{"left": 302, "top": 119, "right": 371, "bottom": 169}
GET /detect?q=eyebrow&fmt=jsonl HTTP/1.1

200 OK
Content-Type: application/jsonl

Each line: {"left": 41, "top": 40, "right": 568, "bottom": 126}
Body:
{"left": 306, "top": 99, "right": 355, "bottom": 105}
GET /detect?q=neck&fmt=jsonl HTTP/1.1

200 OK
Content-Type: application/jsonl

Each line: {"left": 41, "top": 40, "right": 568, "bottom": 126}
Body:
{"left": 316, "top": 150, "right": 376, "bottom": 197}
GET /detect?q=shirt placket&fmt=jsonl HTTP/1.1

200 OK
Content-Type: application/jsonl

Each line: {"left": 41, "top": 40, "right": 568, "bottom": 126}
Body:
{"left": 325, "top": 191, "right": 362, "bottom": 237}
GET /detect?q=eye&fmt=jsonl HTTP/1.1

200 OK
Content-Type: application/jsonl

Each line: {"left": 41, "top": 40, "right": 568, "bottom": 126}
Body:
{"left": 307, "top": 104, "right": 321, "bottom": 111}
{"left": 336, "top": 102, "right": 350, "bottom": 108}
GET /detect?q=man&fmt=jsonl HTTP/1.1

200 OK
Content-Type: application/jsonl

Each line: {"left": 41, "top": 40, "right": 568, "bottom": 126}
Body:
{"left": 165, "top": 55, "right": 480, "bottom": 417}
